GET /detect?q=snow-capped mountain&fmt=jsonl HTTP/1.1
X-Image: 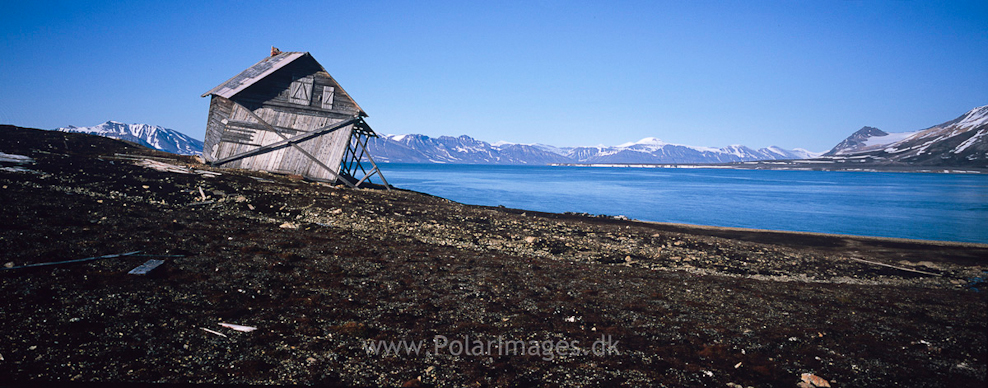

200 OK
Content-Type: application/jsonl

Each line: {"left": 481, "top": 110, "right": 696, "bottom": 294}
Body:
{"left": 54, "top": 121, "right": 203, "bottom": 155}
{"left": 368, "top": 134, "right": 818, "bottom": 165}
{"left": 564, "top": 137, "right": 820, "bottom": 164}
{"left": 822, "top": 105, "right": 987, "bottom": 166}
{"left": 368, "top": 134, "right": 573, "bottom": 164}
{"left": 823, "top": 126, "right": 919, "bottom": 156}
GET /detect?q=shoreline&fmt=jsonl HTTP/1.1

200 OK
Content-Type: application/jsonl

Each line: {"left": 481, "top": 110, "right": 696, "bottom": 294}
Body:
{"left": 475, "top": 203, "right": 988, "bottom": 267}
{"left": 640, "top": 218, "right": 988, "bottom": 249}
{"left": 478, "top": 201, "right": 988, "bottom": 247}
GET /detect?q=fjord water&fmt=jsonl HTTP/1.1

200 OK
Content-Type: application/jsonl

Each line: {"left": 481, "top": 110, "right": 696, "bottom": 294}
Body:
{"left": 379, "top": 164, "right": 988, "bottom": 244}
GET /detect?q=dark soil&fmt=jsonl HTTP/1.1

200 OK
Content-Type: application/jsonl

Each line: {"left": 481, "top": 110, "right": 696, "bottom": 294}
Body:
{"left": 1, "top": 125, "right": 986, "bottom": 387}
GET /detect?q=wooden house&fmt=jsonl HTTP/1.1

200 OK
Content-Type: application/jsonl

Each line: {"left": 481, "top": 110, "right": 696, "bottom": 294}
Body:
{"left": 201, "top": 49, "right": 388, "bottom": 188}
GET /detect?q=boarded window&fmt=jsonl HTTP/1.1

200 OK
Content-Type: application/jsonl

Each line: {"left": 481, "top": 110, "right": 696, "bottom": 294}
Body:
{"left": 321, "top": 86, "right": 335, "bottom": 109}
{"left": 288, "top": 77, "right": 313, "bottom": 106}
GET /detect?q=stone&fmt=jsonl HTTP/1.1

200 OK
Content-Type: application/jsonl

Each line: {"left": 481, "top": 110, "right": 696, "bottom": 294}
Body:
{"left": 800, "top": 373, "right": 831, "bottom": 387}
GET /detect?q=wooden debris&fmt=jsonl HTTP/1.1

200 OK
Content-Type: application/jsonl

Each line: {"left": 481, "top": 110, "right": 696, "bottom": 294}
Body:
{"left": 128, "top": 259, "right": 165, "bottom": 275}
{"left": 113, "top": 153, "right": 177, "bottom": 162}
{"left": 134, "top": 158, "right": 195, "bottom": 175}
{"left": 201, "top": 327, "right": 227, "bottom": 337}
{"left": 194, "top": 169, "right": 222, "bottom": 178}
{"left": 1, "top": 251, "right": 141, "bottom": 271}
{"left": 845, "top": 256, "right": 942, "bottom": 277}
{"left": 188, "top": 200, "right": 215, "bottom": 206}
{"left": 125, "top": 156, "right": 220, "bottom": 178}
{"left": 218, "top": 322, "right": 257, "bottom": 332}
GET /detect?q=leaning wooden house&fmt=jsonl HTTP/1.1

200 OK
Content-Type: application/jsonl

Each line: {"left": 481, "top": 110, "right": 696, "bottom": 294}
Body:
{"left": 201, "top": 49, "right": 387, "bottom": 188}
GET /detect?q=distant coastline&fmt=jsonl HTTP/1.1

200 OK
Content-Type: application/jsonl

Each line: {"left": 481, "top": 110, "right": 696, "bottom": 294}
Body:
{"left": 548, "top": 160, "right": 988, "bottom": 174}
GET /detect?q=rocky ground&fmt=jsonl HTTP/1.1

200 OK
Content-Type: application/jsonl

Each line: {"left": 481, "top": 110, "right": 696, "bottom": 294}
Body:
{"left": 1, "top": 125, "right": 986, "bottom": 387}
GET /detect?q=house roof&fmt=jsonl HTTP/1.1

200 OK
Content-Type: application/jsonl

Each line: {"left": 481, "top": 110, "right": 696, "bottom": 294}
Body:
{"left": 201, "top": 51, "right": 307, "bottom": 99}
{"left": 202, "top": 51, "right": 367, "bottom": 117}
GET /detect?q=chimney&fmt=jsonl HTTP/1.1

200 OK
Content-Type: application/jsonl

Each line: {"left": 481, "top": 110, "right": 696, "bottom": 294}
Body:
{"left": 271, "top": 46, "right": 282, "bottom": 57}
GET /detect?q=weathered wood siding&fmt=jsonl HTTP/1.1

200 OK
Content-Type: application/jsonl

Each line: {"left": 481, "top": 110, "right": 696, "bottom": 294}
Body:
{"left": 202, "top": 96, "right": 233, "bottom": 162}
{"left": 203, "top": 54, "right": 363, "bottom": 180}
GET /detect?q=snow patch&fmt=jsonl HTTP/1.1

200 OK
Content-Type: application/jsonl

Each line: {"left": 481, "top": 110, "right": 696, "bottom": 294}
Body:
{"left": 0, "top": 166, "right": 37, "bottom": 173}
{"left": 862, "top": 131, "right": 920, "bottom": 147}
{"left": 618, "top": 137, "right": 666, "bottom": 147}
{"left": 0, "top": 152, "right": 34, "bottom": 164}
{"left": 532, "top": 144, "right": 572, "bottom": 156}
{"left": 791, "top": 148, "right": 824, "bottom": 159}
{"left": 953, "top": 129, "right": 986, "bottom": 154}
{"left": 764, "top": 146, "right": 787, "bottom": 157}
{"left": 957, "top": 105, "right": 988, "bottom": 129}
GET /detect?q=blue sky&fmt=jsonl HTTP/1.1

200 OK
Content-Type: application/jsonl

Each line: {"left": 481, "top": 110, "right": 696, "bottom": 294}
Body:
{"left": 1, "top": 1, "right": 986, "bottom": 151}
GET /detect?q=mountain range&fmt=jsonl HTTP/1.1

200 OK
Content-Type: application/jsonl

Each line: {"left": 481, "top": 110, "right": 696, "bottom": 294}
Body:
{"left": 54, "top": 121, "right": 203, "bottom": 155}
{"left": 50, "top": 104, "right": 986, "bottom": 168}
{"left": 366, "top": 135, "right": 819, "bottom": 165}
{"left": 819, "top": 105, "right": 987, "bottom": 167}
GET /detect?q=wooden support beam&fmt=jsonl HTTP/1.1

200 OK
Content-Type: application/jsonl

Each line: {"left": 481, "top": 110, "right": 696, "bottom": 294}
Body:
{"left": 356, "top": 134, "right": 390, "bottom": 189}
{"left": 355, "top": 167, "right": 378, "bottom": 186}
{"left": 339, "top": 132, "right": 389, "bottom": 190}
